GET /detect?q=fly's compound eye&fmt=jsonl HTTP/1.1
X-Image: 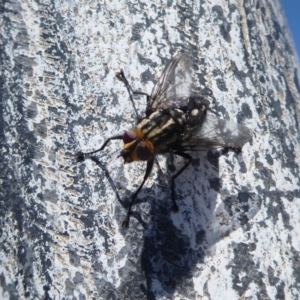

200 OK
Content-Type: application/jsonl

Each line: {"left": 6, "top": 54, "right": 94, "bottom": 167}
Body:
{"left": 123, "top": 130, "right": 137, "bottom": 144}
{"left": 136, "top": 141, "right": 152, "bottom": 161}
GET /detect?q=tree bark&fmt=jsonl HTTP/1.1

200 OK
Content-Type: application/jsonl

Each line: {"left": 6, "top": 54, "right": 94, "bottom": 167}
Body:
{"left": 1, "top": 0, "right": 300, "bottom": 299}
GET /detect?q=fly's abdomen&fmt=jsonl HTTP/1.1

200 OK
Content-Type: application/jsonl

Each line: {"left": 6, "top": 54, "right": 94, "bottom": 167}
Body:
{"left": 182, "top": 100, "right": 208, "bottom": 141}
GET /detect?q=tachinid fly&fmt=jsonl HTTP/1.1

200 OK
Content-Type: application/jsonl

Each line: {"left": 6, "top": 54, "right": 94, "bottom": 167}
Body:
{"left": 76, "top": 52, "right": 252, "bottom": 228}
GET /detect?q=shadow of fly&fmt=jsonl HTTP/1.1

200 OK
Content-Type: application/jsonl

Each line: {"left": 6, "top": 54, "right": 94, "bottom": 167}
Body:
{"left": 76, "top": 52, "right": 252, "bottom": 228}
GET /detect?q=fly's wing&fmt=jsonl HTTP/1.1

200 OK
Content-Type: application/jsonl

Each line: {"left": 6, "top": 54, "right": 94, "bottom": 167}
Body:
{"left": 149, "top": 52, "right": 193, "bottom": 110}
{"left": 183, "top": 111, "right": 253, "bottom": 151}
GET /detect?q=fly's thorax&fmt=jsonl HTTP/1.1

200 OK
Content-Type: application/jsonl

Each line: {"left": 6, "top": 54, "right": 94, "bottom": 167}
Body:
{"left": 136, "top": 108, "right": 187, "bottom": 153}
{"left": 120, "top": 129, "right": 154, "bottom": 163}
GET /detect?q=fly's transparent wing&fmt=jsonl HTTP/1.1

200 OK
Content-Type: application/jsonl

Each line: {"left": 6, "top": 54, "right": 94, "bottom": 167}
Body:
{"left": 149, "top": 52, "right": 193, "bottom": 110}
{"left": 184, "top": 111, "right": 253, "bottom": 150}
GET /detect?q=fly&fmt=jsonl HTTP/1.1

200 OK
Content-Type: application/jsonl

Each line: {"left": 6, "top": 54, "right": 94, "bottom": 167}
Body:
{"left": 76, "top": 52, "right": 253, "bottom": 228}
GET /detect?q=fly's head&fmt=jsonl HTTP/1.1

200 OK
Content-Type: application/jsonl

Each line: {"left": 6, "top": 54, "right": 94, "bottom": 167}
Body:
{"left": 120, "top": 130, "right": 153, "bottom": 163}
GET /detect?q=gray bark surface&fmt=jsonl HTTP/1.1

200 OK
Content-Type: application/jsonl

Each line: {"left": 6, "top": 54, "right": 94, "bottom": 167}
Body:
{"left": 1, "top": 0, "right": 300, "bottom": 299}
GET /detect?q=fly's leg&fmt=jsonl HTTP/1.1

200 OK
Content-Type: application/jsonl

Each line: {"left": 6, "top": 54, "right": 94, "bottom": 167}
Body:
{"left": 116, "top": 69, "right": 149, "bottom": 97}
{"left": 116, "top": 70, "right": 151, "bottom": 118}
{"left": 122, "top": 158, "right": 154, "bottom": 228}
{"left": 76, "top": 135, "right": 123, "bottom": 162}
{"left": 171, "top": 152, "right": 192, "bottom": 212}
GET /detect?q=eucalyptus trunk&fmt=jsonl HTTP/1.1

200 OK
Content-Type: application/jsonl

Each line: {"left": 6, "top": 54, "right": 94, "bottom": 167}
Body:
{"left": 1, "top": 0, "right": 299, "bottom": 299}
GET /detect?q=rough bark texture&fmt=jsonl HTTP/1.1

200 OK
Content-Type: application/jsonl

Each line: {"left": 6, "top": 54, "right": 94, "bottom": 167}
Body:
{"left": 1, "top": 0, "right": 300, "bottom": 299}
